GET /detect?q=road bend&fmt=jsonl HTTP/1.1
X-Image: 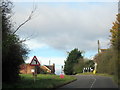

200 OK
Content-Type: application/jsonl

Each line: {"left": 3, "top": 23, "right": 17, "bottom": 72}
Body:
{"left": 56, "top": 75, "right": 118, "bottom": 89}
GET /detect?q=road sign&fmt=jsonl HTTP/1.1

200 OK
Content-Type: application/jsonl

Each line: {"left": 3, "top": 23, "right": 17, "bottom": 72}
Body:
{"left": 30, "top": 56, "right": 40, "bottom": 66}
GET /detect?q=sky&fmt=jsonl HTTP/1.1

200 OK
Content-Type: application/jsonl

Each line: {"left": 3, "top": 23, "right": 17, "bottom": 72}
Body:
{"left": 12, "top": 0, "right": 118, "bottom": 75}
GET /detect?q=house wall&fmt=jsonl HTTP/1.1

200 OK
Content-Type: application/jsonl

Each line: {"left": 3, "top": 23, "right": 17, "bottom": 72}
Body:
{"left": 19, "top": 63, "right": 55, "bottom": 74}
{"left": 20, "top": 64, "right": 34, "bottom": 74}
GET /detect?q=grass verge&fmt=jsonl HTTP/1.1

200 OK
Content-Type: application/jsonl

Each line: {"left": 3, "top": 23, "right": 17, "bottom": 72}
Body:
{"left": 2, "top": 74, "right": 77, "bottom": 88}
{"left": 76, "top": 72, "right": 113, "bottom": 77}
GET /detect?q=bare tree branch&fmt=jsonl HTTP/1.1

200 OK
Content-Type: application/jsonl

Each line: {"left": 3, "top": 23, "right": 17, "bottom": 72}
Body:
{"left": 18, "top": 34, "right": 33, "bottom": 43}
{"left": 13, "top": 4, "right": 37, "bottom": 34}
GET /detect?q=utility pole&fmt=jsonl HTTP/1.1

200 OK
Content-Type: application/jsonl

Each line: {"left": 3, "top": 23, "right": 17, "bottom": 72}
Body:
{"left": 49, "top": 60, "right": 51, "bottom": 65}
{"left": 98, "top": 40, "right": 100, "bottom": 54}
{"left": 93, "top": 40, "right": 100, "bottom": 74}
{"left": 118, "top": 0, "right": 120, "bottom": 14}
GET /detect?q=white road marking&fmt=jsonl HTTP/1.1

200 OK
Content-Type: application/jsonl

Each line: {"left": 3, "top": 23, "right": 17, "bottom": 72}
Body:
{"left": 89, "top": 75, "right": 96, "bottom": 90}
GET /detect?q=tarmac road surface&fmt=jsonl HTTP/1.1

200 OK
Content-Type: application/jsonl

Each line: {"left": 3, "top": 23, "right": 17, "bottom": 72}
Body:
{"left": 56, "top": 75, "right": 119, "bottom": 89}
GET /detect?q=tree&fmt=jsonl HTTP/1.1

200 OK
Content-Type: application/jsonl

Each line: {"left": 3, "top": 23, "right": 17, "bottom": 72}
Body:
{"left": 64, "top": 48, "right": 83, "bottom": 75}
{"left": 110, "top": 14, "right": 120, "bottom": 50}
{"left": 73, "top": 58, "right": 94, "bottom": 74}
{"left": 2, "top": 0, "right": 29, "bottom": 83}
{"left": 110, "top": 13, "right": 120, "bottom": 85}
{"left": 93, "top": 13, "right": 120, "bottom": 85}
{"left": 84, "top": 59, "right": 94, "bottom": 68}
{"left": 94, "top": 49, "right": 115, "bottom": 74}
{"left": 73, "top": 58, "right": 84, "bottom": 73}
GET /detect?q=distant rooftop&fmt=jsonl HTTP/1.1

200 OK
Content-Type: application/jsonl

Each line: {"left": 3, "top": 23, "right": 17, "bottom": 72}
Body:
{"left": 100, "top": 49, "right": 108, "bottom": 53}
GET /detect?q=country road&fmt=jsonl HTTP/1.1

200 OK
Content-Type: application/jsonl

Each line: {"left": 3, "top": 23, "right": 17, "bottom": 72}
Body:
{"left": 56, "top": 75, "right": 119, "bottom": 89}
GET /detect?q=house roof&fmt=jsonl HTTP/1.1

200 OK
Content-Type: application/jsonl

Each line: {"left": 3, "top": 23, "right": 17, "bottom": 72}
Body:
{"left": 45, "top": 65, "right": 54, "bottom": 72}
{"left": 100, "top": 49, "right": 107, "bottom": 53}
{"left": 41, "top": 66, "right": 51, "bottom": 73}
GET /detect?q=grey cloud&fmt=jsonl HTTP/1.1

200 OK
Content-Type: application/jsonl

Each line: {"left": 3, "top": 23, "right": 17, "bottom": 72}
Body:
{"left": 14, "top": 2, "right": 117, "bottom": 51}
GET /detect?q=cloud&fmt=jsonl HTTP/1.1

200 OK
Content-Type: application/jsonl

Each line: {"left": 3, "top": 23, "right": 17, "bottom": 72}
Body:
{"left": 12, "top": 0, "right": 118, "bottom": 2}
{"left": 14, "top": 2, "right": 117, "bottom": 52}
{"left": 12, "top": 2, "right": 118, "bottom": 74}
{"left": 24, "top": 39, "right": 47, "bottom": 49}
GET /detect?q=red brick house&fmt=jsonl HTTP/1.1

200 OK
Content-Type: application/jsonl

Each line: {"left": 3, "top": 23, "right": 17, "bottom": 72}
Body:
{"left": 41, "top": 64, "right": 55, "bottom": 74}
{"left": 20, "top": 63, "right": 55, "bottom": 74}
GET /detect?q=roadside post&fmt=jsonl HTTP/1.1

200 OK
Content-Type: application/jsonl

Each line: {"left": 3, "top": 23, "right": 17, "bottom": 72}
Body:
{"left": 30, "top": 56, "right": 40, "bottom": 83}
{"left": 83, "top": 68, "right": 85, "bottom": 73}
{"left": 93, "top": 62, "right": 97, "bottom": 74}
{"left": 31, "top": 69, "right": 35, "bottom": 77}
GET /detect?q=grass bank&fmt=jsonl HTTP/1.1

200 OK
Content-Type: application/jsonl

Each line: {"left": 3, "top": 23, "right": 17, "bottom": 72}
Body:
{"left": 2, "top": 74, "right": 77, "bottom": 88}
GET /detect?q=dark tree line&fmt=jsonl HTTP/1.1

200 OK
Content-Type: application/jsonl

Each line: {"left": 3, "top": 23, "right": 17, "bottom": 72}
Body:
{"left": 1, "top": 0, "right": 29, "bottom": 83}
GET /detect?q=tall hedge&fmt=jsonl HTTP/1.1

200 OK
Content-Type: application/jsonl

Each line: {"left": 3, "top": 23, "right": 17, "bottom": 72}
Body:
{"left": 2, "top": 0, "right": 29, "bottom": 83}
